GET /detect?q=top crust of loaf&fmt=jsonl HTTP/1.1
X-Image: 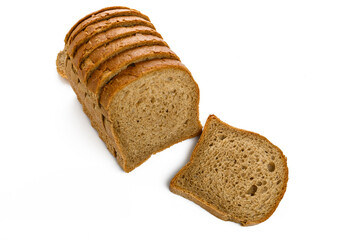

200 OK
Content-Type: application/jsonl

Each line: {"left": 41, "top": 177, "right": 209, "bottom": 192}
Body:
{"left": 100, "top": 58, "right": 192, "bottom": 113}
{"left": 67, "top": 16, "right": 155, "bottom": 58}
{"left": 170, "top": 115, "right": 288, "bottom": 226}
{"left": 67, "top": 8, "right": 151, "bottom": 47}
{"left": 73, "top": 25, "right": 162, "bottom": 69}
{"left": 65, "top": 6, "right": 130, "bottom": 43}
{"left": 87, "top": 45, "right": 179, "bottom": 96}
{"left": 80, "top": 34, "right": 168, "bottom": 81}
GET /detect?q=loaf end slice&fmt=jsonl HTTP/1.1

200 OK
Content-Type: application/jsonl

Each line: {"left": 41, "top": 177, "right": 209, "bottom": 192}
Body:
{"left": 170, "top": 115, "right": 288, "bottom": 226}
{"left": 100, "top": 59, "right": 202, "bottom": 172}
{"left": 56, "top": 49, "right": 68, "bottom": 80}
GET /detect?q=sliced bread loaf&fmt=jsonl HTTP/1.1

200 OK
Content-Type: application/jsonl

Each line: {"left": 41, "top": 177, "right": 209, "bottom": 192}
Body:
{"left": 57, "top": 7, "right": 202, "bottom": 172}
{"left": 170, "top": 115, "right": 288, "bottom": 226}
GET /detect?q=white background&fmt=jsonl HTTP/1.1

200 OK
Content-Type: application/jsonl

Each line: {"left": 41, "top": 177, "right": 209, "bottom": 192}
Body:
{"left": 0, "top": 0, "right": 360, "bottom": 239}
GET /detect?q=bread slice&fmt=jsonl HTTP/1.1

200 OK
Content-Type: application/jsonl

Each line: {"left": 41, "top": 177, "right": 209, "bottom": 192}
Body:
{"left": 64, "top": 6, "right": 130, "bottom": 43}
{"left": 73, "top": 25, "right": 162, "bottom": 69}
{"left": 99, "top": 59, "right": 202, "bottom": 171}
{"left": 170, "top": 115, "right": 288, "bottom": 226}
{"left": 80, "top": 34, "right": 168, "bottom": 81}
{"left": 66, "top": 8, "right": 150, "bottom": 45}
{"left": 68, "top": 16, "right": 155, "bottom": 57}
{"left": 86, "top": 45, "right": 179, "bottom": 96}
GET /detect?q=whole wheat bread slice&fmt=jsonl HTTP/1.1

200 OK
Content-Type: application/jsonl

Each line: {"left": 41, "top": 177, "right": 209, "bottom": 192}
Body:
{"left": 170, "top": 115, "right": 288, "bottom": 226}
{"left": 99, "top": 59, "right": 202, "bottom": 171}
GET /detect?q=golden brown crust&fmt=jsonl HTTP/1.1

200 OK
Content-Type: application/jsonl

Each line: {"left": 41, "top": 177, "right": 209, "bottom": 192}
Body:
{"left": 170, "top": 115, "right": 288, "bottom": 226}
{"left": 67, "top": 16, "right": 155, "bottom": 58}
{"left": 73, "top": 26, "right": 162, "bottom": 69}
{"left": 80, "top": 34, "right": 168, "bottom": 82}
{"left": 67, "top": 8, "right": 150, "bottom": 46}
{"left": 65, "top": 6, "right": 130, "bottom": 43}
{"left": 87, "top": 45, "right": 180, "bottom": 96}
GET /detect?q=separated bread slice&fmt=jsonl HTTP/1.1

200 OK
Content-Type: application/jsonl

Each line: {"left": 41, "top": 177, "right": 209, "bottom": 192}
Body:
{"left": 67, "top": 16, "right": 155, "bottom": 57}
{"left": 73, "top": 25, "right": 162, "bottom": 69}
{"left": 170, "top": 115, "right": 288, "bottom": 226}
{"left": 66, "top": 8, "right": 150, "bottom": 45}
{"left": 99, "top": 59, "right": 202, "bottom": 172}
{"left": 80, "top": 34, "right": 168, "bottom": 81}
{"left": 87, "top": 45, "right": 179, "bottom": 96}
{"left": 65, "top": 6, "right": 130, "bottom": 43}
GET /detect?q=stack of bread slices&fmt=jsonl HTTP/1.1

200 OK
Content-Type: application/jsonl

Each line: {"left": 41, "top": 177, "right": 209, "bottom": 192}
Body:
{"left": 57, "top": 6, "right": 202, "bottom": 173}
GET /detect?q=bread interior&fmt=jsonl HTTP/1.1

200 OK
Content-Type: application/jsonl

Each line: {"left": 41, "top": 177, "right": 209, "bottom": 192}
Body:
{"left": 109, "top": 68, "right": 200, "bottom": 170}
{"left": 174, "top": 117, "right": 287, "bottom": 224}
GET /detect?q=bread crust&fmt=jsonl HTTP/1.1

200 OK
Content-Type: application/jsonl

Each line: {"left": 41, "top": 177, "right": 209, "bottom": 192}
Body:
{"left": 87, "top": 45, "right": 180, "bottom": 96}
{"left": 73, "top": 26, "right": 162, "bottom": 69}
{"left": 67, "top": 16, "right": 155, "bottom": 58}
{"left": 170, "top": 115, "right": 288, "bottom": 226}
{"left": 67, "top": 8, "right": 150, "bottom": 46}
{"left": 80, "top": 34, "right": 168, "bottom": 82}
{"left": 65, "top": 6, "right": 130, "bottom": 43}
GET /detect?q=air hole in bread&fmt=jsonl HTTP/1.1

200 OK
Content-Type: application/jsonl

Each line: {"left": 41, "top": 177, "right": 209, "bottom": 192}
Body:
{"left": 218, "top": 135, "right": 226, "bottom": 140}
{"left": 247, "top": 185, "right": 257, "bottom": 196}
{"left": 101, "top": 114, "right": 106, "bottom": 129}
{"left": 267, "top": 162, "right": 275, "bottom": 172}
{"left": 136, "top": 97, "right": 145, "bottom": 106}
